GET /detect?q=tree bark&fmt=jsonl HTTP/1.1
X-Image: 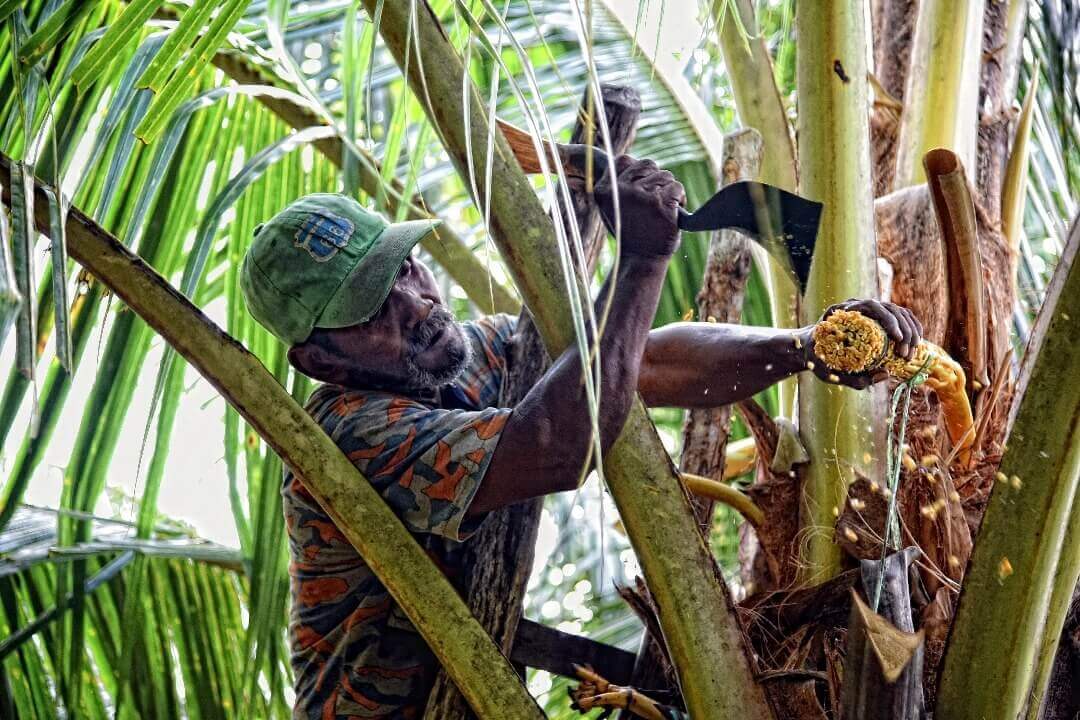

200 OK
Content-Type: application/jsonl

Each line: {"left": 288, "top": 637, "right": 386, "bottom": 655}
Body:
{"left": 935, "top": 217, "right": 1080, "bottom": 720}
{"left": 975, "top": 0, "right": 1026, "bottom": 225}
{"left": 423, "top": 84, "right": 642, "bottom": 720}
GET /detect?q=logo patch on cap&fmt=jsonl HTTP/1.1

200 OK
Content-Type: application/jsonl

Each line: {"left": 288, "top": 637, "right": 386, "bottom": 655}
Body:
{"left": 293, "top": 211, "right": 355, "bottom": 262}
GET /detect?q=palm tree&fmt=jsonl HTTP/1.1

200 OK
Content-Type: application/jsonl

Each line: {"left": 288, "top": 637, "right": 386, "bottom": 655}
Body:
{"left": 0, "top": 1, "right": 1076, "bottom": 718}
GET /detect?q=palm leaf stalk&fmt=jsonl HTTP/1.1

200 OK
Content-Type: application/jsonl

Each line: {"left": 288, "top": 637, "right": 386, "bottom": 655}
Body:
{"left": 892, "top": 0, "right": 984, "bottom": 188}
{"left": 795, "top": 0, "right": 884, "bottom": 584}
{"left": 361, "top": 1, "right": 773, "bottom": 717}
{"left": 0, "top": 153, "right": 544, "bottom": 720}
{"left": 936, "top": 216, "right": 1080, "bottom": 720}
{"left": 711, "top": 0, "right": 799, "bottom": 417}
{"left": 1028, "top": 482, "right": 1080, "bottom": 720}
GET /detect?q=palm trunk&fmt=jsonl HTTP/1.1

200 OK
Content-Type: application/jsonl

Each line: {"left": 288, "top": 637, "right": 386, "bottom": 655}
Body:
{"left": 0, "top": 155, "right": 545, "bottom": 720}
{"left": 795, "top": 0, "right": 884, "bottom": 584}
{"left": 361, "top": 2, "right": 774, "bottom": 717}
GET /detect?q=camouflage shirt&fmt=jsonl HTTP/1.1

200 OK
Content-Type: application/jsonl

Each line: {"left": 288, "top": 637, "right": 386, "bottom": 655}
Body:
{"left": 283, "top": 314, "right": 517, "bottom": 719}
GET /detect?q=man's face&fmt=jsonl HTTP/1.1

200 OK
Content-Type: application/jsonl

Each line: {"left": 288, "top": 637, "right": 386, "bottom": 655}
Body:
{"left": 295, "top": 255, "right": 471, "bottom": 391}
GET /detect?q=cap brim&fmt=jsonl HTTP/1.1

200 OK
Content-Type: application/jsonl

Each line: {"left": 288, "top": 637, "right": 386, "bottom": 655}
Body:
{"left": 315, "top": 219, "right": 440, "bottom": 330}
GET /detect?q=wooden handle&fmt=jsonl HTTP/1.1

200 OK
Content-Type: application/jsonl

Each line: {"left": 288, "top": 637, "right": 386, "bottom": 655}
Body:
{"left": 496, "top": 118, "right": 611, "bottom": 180}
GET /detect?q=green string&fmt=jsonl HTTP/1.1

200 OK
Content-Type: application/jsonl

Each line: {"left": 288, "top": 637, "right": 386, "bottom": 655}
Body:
{"left": 871, "top": 357, "right": 932, "bottom": 613}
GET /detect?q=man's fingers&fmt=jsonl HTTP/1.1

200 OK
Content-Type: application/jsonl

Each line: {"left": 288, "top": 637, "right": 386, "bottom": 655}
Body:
{"left": 621, "top": 164, "right": 659, "bottom": 185}
{"left": 658, "top": 180, "right": 686, "bottom": 207}
{"left": 641, "top": 169, "right": 676, "bottom": 187}
{"left": 865, "top": 302, "right": 903, "bottom": 344}
{"left": 901, "top": 306, "right": 924, "bottom": 340}
{"left": 612, "top": 154, "right": 636, "bottom": 175}
{"left": 891, "top": 308, "right": 915, "bottom": 359}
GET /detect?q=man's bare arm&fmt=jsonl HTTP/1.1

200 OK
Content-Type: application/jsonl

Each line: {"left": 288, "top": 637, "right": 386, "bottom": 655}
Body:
{"left": 469, "top": 157, "right": 683, "bottom": 517}
{"left": 638, "top": 298, "right": 924, "bottom": 409}
{"left": 637, "top": 322, "right": 807, "bottom": 409}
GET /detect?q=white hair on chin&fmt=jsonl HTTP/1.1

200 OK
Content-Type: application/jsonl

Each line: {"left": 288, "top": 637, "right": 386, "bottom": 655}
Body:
{"left": 400, "top": 307, "right": 472, "bottom": 391}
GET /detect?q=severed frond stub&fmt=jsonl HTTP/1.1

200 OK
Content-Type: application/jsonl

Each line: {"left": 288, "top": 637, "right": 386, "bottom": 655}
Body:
{"left": 569, "top": 665, "right": 687, "bottom": 720}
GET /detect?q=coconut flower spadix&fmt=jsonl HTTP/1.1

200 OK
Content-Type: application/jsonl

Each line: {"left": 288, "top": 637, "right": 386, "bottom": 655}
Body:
{"left": 811, "top": 310, "right": 975, "bottom": 465}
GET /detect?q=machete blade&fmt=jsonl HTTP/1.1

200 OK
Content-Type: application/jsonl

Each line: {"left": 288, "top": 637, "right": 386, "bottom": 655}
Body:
{"left": 496, "top": 118, "right": 823, "bottom": 293}
{"left": 677, "top": 181, "right": 822, "bottom": 294}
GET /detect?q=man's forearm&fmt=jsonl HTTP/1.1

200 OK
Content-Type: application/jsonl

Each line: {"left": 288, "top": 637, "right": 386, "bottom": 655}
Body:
{"left": 638, "top": 322, "right": 810, "bottom": 408}
{"left": 474, "top": 255, "right": 669, "bottom": 511}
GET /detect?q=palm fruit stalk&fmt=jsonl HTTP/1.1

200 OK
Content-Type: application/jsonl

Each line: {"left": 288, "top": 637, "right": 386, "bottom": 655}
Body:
{"left": 811, "top": 309, "right": 975, "bottom": 466}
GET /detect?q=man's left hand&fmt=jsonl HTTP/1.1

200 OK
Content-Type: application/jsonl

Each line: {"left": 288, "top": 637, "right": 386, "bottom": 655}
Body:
{"left": 798, "top": 299, "right": 924, "bottom": 390}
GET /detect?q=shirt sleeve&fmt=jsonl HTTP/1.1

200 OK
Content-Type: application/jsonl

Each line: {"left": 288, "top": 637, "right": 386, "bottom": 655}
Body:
{"left": 312, "top": 388, "right": 509, "bottom": 541}
{"left": 448, "top": 313, "right": 518, "bottom": 409}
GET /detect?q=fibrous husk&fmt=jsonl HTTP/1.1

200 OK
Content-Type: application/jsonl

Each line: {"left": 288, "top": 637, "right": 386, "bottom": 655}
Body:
{"left": 736, "top": 398, "right": 803, "bottom": 592}
{"left": 918, "top": 585, "right": 956, "bottom": 703}
{"left": 876, "top": 184, "right": 949, "bottom": 344}
{"left": 739, "top": 569, "right": 857, "bottom": 667}
{"left": 836, "top": 475, "right": 891, "bottom": 560}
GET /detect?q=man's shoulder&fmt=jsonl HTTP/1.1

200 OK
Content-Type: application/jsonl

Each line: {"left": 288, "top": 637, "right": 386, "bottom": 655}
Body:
{"left": 462, "top": 313, "right": 517, "bottom": 352}
{"left": 304, "top": 383, "right": 424, "bottom": 434}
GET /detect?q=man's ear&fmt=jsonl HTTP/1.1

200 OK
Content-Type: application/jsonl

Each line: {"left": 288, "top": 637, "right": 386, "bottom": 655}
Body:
{"left": 287, "top": 341, "right": 341, "bottom": 383}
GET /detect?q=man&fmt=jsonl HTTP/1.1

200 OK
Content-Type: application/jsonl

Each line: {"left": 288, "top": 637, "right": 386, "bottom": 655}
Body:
{"left": 241, "top": 156, "right": 921, "bottom": 719}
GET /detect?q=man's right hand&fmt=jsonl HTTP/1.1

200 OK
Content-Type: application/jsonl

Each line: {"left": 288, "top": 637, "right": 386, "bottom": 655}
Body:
{"left": 594, "top": 156, "right": 685, "bottom": 259}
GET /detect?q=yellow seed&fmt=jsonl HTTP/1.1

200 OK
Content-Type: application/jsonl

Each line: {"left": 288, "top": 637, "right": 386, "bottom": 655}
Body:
{"left": 870, "top": 481, "right": 881, "bottom": 494}
{"left": 682, "top": 308, "right": 694, "bottom": 321}
{"left": 998, "top": 556, "right": 1014, "bottom": 581}
{"left": 920, "top": 504, "right": 935, "bottom": 518}
{"left": 996, "top": 471, "right": 1009, "bottom": 484}
{"left": 972, "top": 380, "right": 983, "bottom": 391}
{"left": 806, "top": 361, "right": 815, "bottom": 371}
{"left": 843, "top": 527, "right": 859, "bottom": 543}
{"left": 829, "top": 373, "right": 841, "bottom": 383}
{"left": 1011, "top": 475, "right": 1023, "bottom": 490}
{"left": 948, "top": 554, "right": 961, "bottom": 568}
{"left": 920, "top": 454, "right": 939, "bottom": 468}
{"left": 707, "top": 315, "right": 717, "bottom": 323}
{"left": 851, "top": 498, "right": 866, "bottom": 511}
{"left": 949, "top": 490, "right": 961, "bottom": 503}
{"left": 861, "top": 452, "right": 872, "bottom": 464}
{"left": 902, "top": 453, "right": 917, "bottom": 472}
{"left": 832, "top": 505, "right": 840, "bottom": 517}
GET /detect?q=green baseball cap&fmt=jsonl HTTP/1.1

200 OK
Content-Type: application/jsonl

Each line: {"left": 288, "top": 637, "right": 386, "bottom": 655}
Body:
{"left": 240, "top": 193, "right": 439, "bottom": 345}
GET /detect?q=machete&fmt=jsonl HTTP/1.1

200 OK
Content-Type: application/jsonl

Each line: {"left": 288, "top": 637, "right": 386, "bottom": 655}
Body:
{"left": 497, "top": 119, "right": 821, "bottom": 293}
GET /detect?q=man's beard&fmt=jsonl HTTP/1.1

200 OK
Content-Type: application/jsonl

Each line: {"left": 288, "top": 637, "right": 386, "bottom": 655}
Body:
{"left": 399, "top": 305, "right": 471, "bottom": 391}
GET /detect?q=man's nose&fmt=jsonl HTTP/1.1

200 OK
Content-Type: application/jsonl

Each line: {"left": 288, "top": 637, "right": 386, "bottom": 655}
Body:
{"left": 401, "top": 291, "right": 435, "bottom": 328}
